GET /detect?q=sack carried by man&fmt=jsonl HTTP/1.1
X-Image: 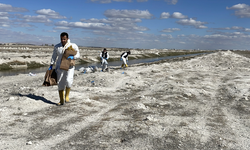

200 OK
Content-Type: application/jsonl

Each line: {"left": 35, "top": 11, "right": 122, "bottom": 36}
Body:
{"left": 42, "top": 69, "right": 57, "bottom": 86}
{"left": 60, "top": 45, "right": 77, "bottom": 71}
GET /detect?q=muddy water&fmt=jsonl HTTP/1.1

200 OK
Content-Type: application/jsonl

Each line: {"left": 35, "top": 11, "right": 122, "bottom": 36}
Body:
{"left": 0, "top": 53, "right": 207, "bottom": 76}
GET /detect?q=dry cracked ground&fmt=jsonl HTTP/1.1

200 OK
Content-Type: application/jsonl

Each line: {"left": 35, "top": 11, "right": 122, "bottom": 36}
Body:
{"left": 0, "top": 50, "right": 250, "bottom": 150}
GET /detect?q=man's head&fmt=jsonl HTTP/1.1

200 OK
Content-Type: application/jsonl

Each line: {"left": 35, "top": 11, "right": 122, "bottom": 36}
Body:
{"left": 127, "top": 51, "right": 131, "bottom": 55}
{"left": 60, "top": 32, "right": 69, "bottom": 46}
{"left": 103, "top": 48, "right": 107, "bottom": 52}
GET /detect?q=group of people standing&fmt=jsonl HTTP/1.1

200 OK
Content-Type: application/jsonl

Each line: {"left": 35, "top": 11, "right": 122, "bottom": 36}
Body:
{"left": 49, "top": 32, "right": 131, "bottom": 106}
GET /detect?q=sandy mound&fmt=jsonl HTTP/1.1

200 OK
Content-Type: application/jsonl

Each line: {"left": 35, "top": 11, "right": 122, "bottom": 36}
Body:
{"left": 0, "top": 51, "right": 250, "bottom": 149}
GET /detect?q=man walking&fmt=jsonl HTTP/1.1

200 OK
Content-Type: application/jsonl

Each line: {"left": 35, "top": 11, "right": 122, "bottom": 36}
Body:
{"left": 49, "top": 32, "right": 80, "bottom": 105}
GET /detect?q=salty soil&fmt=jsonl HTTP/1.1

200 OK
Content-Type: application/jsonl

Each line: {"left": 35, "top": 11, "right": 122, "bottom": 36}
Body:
{"left": 0, "top": 50, "right": 250, "bottom": 150}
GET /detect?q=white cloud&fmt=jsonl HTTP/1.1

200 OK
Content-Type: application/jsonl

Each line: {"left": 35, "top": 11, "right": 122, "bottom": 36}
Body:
{"left": 56, "top": 18, "right": 149, "bottom": 32}
{"left": 0, "top": 13, "right": 34, "bottom": 28}
{"left": 161, "top": 34, "right": 173, "bottom": 38}
{"left": 54, "top": 26, "right": 71, "bottom": 30}
{"left": 212, "top": 26, "right": 250, "bottom": 32}
{"left": 195, "top": 34, "right": 250, "bottom": 50}
{"left": 204, "top": 31, "right": 247, "bottom": 40}
{"left": 244, "top": 28, "right": 250, "bottom": 32}
{"left": 133, "top": 26, "right": 148, "bottom": 31}
{"left": 19, "top": 15, "right": 52, "bottom": 23}
{"left": 227, "top": 3, "right": 250, "bottom": 18}
{"left": 90, "top": 0, "right": 176, "bottom": 4}
{"left": 14, "top": 23, "right": 35, "bottom": 28}
{"left": 104, "top": 9, "right": 153, "bottom": 19}
{"left": 2, "top": 24, "right": 9, "bottom": 27}
{"left": 55, "top": 21, "right": 115, "bottom": 31}
{"left": 231, "top": 26, "right": 243, "bottom": 30}
{"left": 81, "top": 17, "right": 148, "bottom": 31}
{"left": 204, "top": 34, "right": 234, "bottom": 39}
{"left": 233, "top": 32, "right": 242, "bottom": 35}
{"left": 93, "top": 30, "right": 114, "bottom": 36}
{"left": 160, "top": 12, "right": 170, "bottom": 19}
{"left": 160, "top": 12, "right": 187, "bottom": 19}
{"left": 189, "top": 34, "right": 200, "bottom": 38}
{"left": 214, "top": 27, "right": 231, "bottom": 30}
{"left": 177, "top": 18, "right": 207, "bottom": 29}
{"left": 161, "top": 28, "right": 180, "bottom": 32}
{"left": 0, "top": 15, "right": 10, "bottom": 27}
{"left": 235, "top": 10, "right": 250, "bottom": 18}
{"left": 204, "top": 29, "right": 250, "bottom": 49}
{"left": 81, "top": 18, "right": 141, "bottom": 24}
{"left": 43, "top": 29, "right": 57, "bottom": 33}
{"left": 177, "top": 34, "right": 185, "bottom": 37}
{"left": 60, "top": 21, "right": 109, "bottom": 29}
{"left": 0, "top": 3, "right": 28, "bottom": 12}
{"left": 171, "top": 12, "right": 188, "bottom": 19}
{"left": 165, "top": 0, "right": 178, "bottom": 5}
{"left": 79, "top": 31, "right": 159, "bottom": 48}
{"left": 36, "top": 9, "right": 58, "bottom": 16}
{"left": 91, "top": 0, "right": 112, "bottom": 3}
{"left": 197, "top": 25, "right": 207, "bottom": 29}
{"left": 226, "top": 4, "right": 248, "bottom": 10}
{"left": 241, "top": 35, "right": 250, "bottom": 38}
{"left": 36, "top": 9, "right": 67, "bottom": 19}
{"left": 0, "top": 16, "right": 8, "bottom": 21}
{"left": 0, "top": 12, "right": 8, "bottom": 16}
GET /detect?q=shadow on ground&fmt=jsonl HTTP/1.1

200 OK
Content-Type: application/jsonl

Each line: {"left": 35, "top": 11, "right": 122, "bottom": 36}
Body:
{"left": 18, "top": 93, "right": 57, "bottom": 105}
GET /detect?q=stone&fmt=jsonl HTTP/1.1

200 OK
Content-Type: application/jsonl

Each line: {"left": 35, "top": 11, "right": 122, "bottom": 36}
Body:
{"left": 26, "top": 141, "right": 32, "bottom": 145}
{"left": 8, "top": 97, "right": 15, "bottom": 101}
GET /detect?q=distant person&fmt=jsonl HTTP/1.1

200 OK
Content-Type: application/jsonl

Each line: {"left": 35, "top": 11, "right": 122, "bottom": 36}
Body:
{"left": 100, "top": 48, "right": 109, "bottom": 71}
{"left": 121, "top": 51, "right": 131, "bottom": 68}
{"left": 49, "top": 32, "right": 80, "bottom": 105}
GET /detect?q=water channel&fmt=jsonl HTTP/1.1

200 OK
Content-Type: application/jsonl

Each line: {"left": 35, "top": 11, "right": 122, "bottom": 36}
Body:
{"left": 0, "top": 53, "right": 208, "bottom": 77}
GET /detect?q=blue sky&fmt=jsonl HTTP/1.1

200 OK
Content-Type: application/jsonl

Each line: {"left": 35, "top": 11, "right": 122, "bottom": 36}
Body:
{"left": 0, "top": 0, "right": 250, "bottom": 50}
